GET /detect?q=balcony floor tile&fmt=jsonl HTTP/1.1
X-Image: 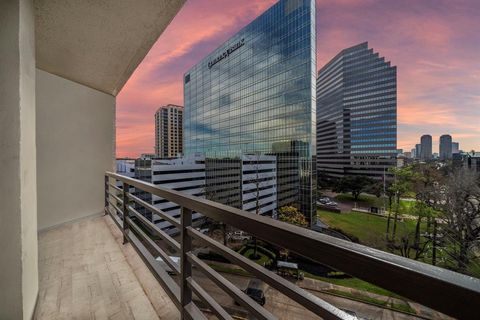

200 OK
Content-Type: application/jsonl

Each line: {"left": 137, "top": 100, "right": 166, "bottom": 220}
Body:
{"left": 35, "top": 215, "right": 178, "bottom": 320}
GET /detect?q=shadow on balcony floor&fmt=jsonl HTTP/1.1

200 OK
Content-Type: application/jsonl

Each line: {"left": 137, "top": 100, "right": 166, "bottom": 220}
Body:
{"left": 35, "top": 215, "right": 179, "bottom": 320}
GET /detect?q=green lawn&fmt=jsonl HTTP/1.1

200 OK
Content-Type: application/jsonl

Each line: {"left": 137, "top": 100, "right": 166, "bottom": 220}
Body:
{"left": 334, "top": 193, "right": 415, "bottom": 215}
{"left": 325, "top": 289, "right": 415, "bottom": 314}
{"left": 318, "top": 209, "right": 423, "bottom": 250}
{"left": 303, "top": 271, "right": 402, "bottom": 298}
{"left": 242, "top": 248, "right": 271, "bottom": 266}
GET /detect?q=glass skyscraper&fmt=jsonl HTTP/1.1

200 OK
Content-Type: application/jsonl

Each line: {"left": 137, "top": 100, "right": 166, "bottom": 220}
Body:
{"left": 184, "top": 0, "right": 317, "bottom": 223}
{"left": 420, "top": 134, "right": 433, "bottom": 160}
{"left": 316, "top": 42, "right": 397, "bottom": 179}
{"left": 439, "top": 134, "right": 452, "bottom": 160}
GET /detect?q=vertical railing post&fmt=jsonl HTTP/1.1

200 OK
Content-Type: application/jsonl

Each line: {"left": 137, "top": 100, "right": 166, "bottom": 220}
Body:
{"left": 122, "top": 182, "right": 129, "bottom": 244}
{"left": 104, "top": 175, "right": 109, "bottom": 215}
{"left": 180, "top": 207, "right": 193, "bottom": 319}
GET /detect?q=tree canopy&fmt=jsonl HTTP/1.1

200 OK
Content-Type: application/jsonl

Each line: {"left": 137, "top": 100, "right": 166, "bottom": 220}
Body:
{"left": 278, "top": 206, "right": 308, "bottom": 227}
{"left": 334, "top": 175, "right": 374, "bottom": 201}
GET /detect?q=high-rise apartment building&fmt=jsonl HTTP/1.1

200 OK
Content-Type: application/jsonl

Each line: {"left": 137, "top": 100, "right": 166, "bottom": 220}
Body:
{"left": 316, "top": 42, "right": 397, "bottom": 179}
{"left": 415, "top": 144, "right": 422, "bottom": 159}
{"left": 184, "top": 0, "right": 317, "bottom": 223}
{"left": 439, "top": 134, "right": 453, "bottom": 160}
{"left": 452, "top": 142, "right": 460, "bottom": 154}
{"left": 155, "top": 104, "right": 183, "bottom": 158}
{"left": 420, "top": 134, "right": 432, "bottom": 161}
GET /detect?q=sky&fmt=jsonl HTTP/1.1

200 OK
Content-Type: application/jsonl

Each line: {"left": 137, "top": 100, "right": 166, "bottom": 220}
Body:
{"left": 116, "top": 0, "right": 480, "bottom": 158}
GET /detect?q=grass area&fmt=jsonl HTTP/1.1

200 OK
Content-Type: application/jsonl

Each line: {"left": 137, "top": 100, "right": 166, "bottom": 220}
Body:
{"left": 326, "top": 289, "right": 415, "bottom": 314}
{"left": 318, "top": 209, "right": 423, "bottom": 250}
{"left": 303, "top": 271, "right": 402, "bottom": 298}
{"left": 334, "top": 193, "right": 415, "bottom": 215}
{"left": 242, "top": 248, "right": 271, "bottom": 266}
{"left": 208, "top": 263, "right": 250, "bottom": 277}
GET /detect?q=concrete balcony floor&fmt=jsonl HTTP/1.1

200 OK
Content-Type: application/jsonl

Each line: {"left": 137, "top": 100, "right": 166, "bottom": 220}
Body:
{"left": 35, "top": 215, "right": 179, "bottom": 320}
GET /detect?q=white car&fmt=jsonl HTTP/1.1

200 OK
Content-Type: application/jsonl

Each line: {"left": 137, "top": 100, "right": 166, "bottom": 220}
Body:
{"left": 228, "top": 231, "right": 251, "bottom": 241}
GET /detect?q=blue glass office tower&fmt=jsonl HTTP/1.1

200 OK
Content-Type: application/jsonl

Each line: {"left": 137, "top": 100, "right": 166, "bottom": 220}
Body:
{"left": 316, "top": 42, "right": 397, "bottom": 178}
{"left": 184, "top": 0, "right": 317, "bottom": 223}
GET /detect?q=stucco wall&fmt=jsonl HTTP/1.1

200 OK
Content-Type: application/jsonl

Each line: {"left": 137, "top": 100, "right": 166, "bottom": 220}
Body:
{"left": 36, "top": 69, "right": 115, "bottom": 230}
{"left": 0, "top": 0, "right": 38, "bottom": 318}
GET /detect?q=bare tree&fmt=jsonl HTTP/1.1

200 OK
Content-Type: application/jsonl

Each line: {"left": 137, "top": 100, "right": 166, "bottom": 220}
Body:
{"left": 438, "top": 168, "right": 480, "bottom": 272}
{"left": 386, "top": 167, "right": 414, "bottom": 248}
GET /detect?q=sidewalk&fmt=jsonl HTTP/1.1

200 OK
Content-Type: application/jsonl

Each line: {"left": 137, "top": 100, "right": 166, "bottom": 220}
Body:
{"left": 298, "top": 277, "right": 452, "bottom": 320}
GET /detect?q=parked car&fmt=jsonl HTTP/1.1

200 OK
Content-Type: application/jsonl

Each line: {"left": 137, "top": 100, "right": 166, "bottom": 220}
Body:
{"left": 325, "top": 200, "right": 338, "bottom": 207}
{"left": 318, "top": 196, "right": 331, "bottom": 204}
{"left": 195, "top": 227, "right": 209, "bottom": 235}
{"left": 236, "top": 279, "right": 266, "bottom": 306}
{"left": 228, "top": 230, "right": 251, "bottom": 242}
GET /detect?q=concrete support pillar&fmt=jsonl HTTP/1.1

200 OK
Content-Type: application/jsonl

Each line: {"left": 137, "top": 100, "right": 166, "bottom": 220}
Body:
{"left": 0, "top": 0, "right": 39, "bottom": 319}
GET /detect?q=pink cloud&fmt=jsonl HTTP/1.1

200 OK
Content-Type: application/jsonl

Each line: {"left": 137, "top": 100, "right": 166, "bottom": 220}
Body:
{"left": 117, "top": 0, "right": 480, "bottom": 158}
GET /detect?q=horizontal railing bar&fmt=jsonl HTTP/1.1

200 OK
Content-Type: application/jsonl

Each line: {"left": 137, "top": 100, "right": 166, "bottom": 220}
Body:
{"left": 107, "top": 198, "right": 123, "bottom": 216}
{"left": 106, "top": 206, "right": 122, "bottom": 229}
{"left": 105, "top": 172, "right": 480, "bottom": 319}
{"left": 186, "top": 277, "right": 233, "bottom": 320}
{"left": 187, "top": 227, "right": 350, "bottom": 320}
{"left": 108, "top": 183, "right": 122, "bottom": 193}
{"left": 128, "top": 205, "right": 181, "bottom": 252}
{"left": 124, "top": 220, "right": 181, "bottom": 310}
{"left": 127, "top": 217, "right": 180, "bottom": 275}
{"left": 186, "top": 252, "right": 276, "bottom": 320}
{"left": 128, "top": 192, "right": 181, "bottom": 228}
{"left": 110, "top": 193, "right": 124, "bottom": 205}
{"left": 184, "top": 301, "right": 208, "bottom": 320}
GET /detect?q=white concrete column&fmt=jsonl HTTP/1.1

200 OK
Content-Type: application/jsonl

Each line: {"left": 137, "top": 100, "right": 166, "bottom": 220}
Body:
{"left": 0, "top": 0, "right": 39, "bottom": 319}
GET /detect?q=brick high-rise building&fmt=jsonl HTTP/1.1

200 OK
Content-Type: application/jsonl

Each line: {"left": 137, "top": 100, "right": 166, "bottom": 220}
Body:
{"left": 155, "top": 104, "right": 183, "bottom": 158}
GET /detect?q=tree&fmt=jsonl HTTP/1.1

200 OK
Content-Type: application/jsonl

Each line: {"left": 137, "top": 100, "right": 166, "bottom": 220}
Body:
{"left": 333, "top": 175, "right": 373, "bottom": 201}
{"left": 438, "top": 168, "right": 480, "bottom": 273}
{"left": 366, "top": 180, "right": 384, "bottom": 198}
{"left": 394, "top": 201, "right": 436, "bottom": 260}
{"left": 278, "top": 206, "right": 308, "bottom": 227}
{"left": 387, "top": 167, "right": 415, "bottom": 242}
{"left": 202, "top": 185, "right": 231, "bottom": 246}
{"left": 384, "top": 180, "right": 395, "bottom": 240}
{"left": 411, "top": 163, "right": 445, "bottom": 233}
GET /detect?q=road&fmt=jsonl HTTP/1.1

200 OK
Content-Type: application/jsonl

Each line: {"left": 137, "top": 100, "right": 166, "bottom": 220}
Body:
{"left": 191, "top": 269, "right": 432, "bottom": 320}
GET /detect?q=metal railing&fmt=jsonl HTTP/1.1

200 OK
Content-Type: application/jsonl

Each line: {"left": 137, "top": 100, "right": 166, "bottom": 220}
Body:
{"left": 104, "top": 172, "right": 479, "bottom": 319}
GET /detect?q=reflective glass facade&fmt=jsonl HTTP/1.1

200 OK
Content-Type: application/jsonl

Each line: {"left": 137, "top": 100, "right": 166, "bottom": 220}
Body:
{"left": 316, "top": 42, "right": 397, "bottom": 178}
{"left": 184, "top": 0, "right": 317, "bottom": 223}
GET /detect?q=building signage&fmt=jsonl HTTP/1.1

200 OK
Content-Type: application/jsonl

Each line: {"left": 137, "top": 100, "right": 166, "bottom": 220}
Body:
{"left": 208, "top": 38, "right": 245, "bottom": 69}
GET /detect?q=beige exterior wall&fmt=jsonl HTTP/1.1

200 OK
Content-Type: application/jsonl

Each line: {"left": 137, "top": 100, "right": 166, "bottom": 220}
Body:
{"left": 0, "top": 0, "right": 38, "bottom": 318}
{"left": 36, "top": 69, "right": 116, "bottom": 230}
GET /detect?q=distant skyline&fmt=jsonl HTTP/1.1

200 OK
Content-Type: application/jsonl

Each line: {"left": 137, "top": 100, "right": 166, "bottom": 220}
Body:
{"left": 117, "top": 0, "right": 480, "bottom": 157}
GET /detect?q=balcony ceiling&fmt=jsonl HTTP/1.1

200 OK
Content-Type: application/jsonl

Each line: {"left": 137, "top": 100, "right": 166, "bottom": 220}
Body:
{"left": 34, "top": 0, "right": 186, "bottom": 96}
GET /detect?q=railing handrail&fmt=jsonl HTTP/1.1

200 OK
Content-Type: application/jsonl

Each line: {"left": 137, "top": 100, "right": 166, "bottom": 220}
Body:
{"left": 105, "top": 171, "right": 480, "bottom": 319}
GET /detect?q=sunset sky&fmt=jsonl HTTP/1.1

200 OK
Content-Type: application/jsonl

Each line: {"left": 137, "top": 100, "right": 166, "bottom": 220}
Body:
{"left": 116, "top": 0, "right": 480, "bottom": 158}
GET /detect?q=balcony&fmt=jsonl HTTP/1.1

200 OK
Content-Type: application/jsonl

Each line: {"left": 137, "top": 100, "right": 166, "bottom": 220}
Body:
{"left": 30, "top": 171, "right": 480, "bottom": 319}
{"left": 2, "top": 1, "right": 479, "bottom": 319}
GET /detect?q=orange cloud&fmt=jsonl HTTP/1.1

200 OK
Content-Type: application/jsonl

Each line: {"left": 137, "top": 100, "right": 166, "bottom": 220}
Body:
{"left": 116, "top": 0, "right": 480, "bottom": 158}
